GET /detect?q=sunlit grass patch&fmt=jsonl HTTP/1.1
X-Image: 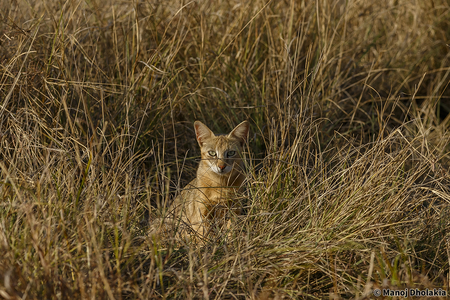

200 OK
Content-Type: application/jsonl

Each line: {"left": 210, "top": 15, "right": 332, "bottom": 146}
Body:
{"left": 1, "top": 0, "right": 450, "bottom": 298}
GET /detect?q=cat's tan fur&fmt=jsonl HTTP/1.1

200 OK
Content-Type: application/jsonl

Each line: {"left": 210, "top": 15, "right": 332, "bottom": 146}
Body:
{"left": 168, "top": 120, "right": 249, "bottom": 240}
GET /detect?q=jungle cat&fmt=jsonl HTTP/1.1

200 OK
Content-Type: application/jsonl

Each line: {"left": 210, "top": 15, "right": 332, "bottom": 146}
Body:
{"left": 168, "top": 120, "right": 249, "bottom": 240}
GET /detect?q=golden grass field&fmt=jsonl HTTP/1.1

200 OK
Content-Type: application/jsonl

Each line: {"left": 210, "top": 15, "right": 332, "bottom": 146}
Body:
{"left": 1, "top": 0, "right": 450, "bottom": 298}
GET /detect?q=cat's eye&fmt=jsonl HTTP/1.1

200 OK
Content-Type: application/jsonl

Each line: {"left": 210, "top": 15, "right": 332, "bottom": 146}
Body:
{"left": 227, "top": 150, "right": 236, "bottom": 157}
{"left": 208, "top": 150, "right": 216, "bottom": 157}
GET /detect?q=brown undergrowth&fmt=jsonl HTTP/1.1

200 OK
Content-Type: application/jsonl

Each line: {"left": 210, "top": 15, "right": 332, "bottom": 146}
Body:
{"left": 1, "top": 0, "right": 450, "bottom": 298}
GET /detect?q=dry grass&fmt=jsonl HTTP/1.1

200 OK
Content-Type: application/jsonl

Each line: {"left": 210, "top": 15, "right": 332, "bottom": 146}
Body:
{"left": 1, "top": 0, "right": 450, "bottom": 299}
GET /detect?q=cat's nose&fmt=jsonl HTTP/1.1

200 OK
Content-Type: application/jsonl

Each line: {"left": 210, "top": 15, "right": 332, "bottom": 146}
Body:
{"left": 218, "top": 163, "right": 226, "bottom": 171}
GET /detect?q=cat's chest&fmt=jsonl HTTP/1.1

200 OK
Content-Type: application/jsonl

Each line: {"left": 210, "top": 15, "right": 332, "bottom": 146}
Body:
{"left": 199, "top": 185, "right": 237, "bottom": 204}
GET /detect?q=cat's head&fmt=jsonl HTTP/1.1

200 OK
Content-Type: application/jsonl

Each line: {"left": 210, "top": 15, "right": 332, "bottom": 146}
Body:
{"left": 194, "top": 120, "right": 249, "bottom": 175}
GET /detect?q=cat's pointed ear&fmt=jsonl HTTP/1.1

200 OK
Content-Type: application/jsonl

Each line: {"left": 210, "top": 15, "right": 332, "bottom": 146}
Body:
{"left": 194, "top": 121, "right": 214, "bottom": 146}
{"left": 229, "top": 120, "right": 249, "bottom": 146}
